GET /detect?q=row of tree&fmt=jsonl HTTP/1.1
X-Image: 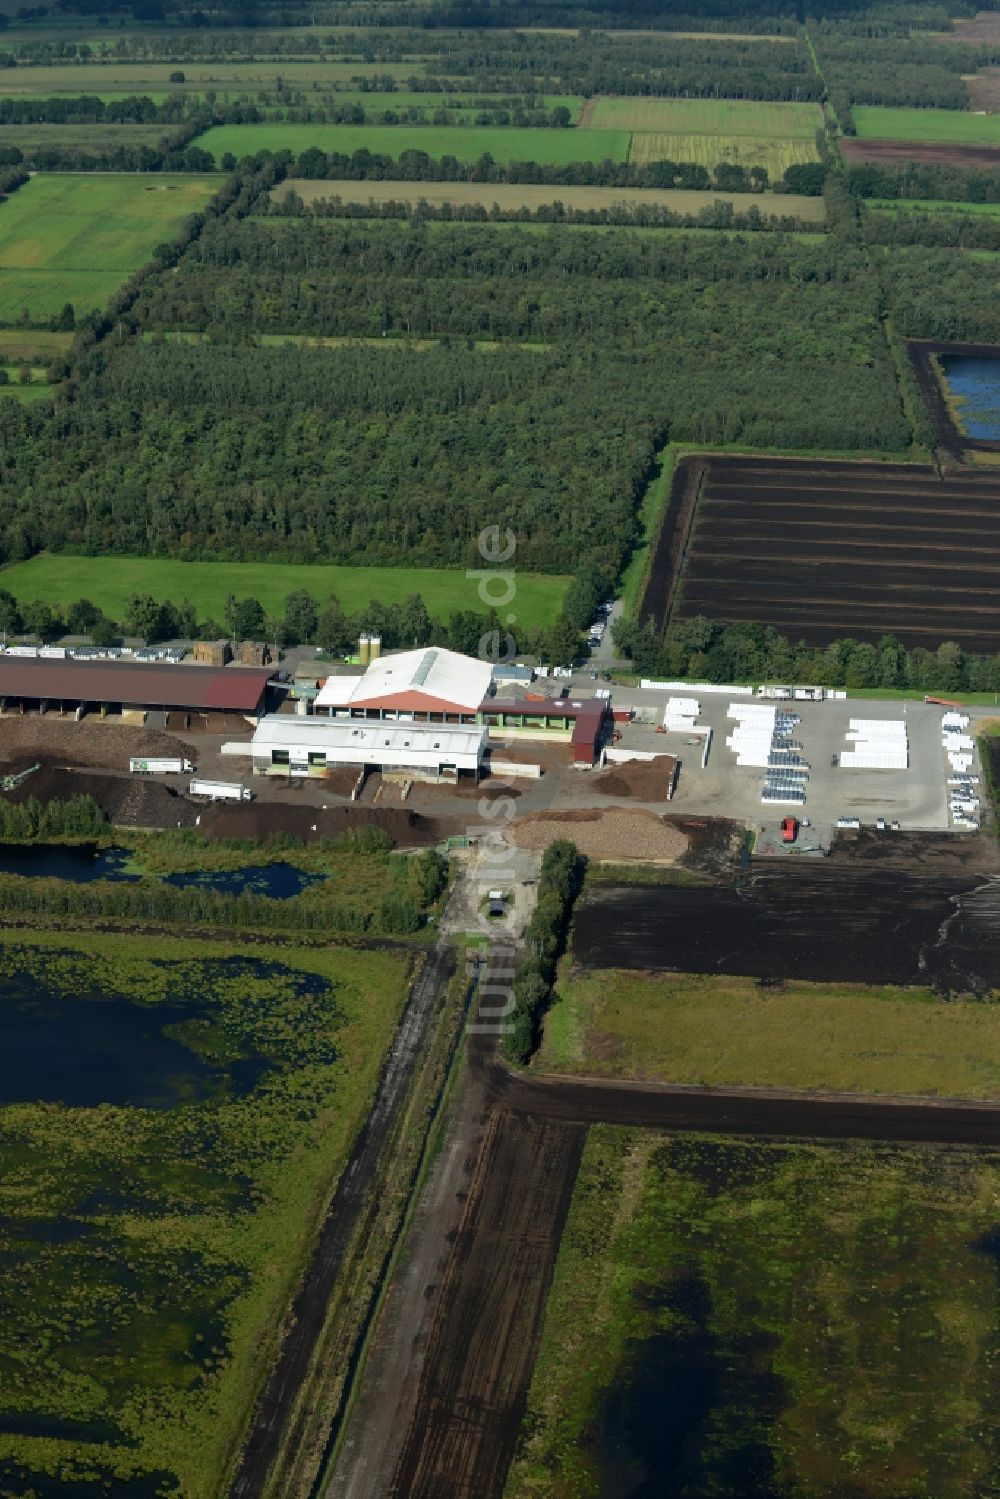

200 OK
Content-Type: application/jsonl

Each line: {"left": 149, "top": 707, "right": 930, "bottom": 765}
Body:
{"left": 263, "top": 144, "right": 804, "bottom": 188}
{"left": 501, "top": 838, "right": 581, "bottom": 1066}
{"left": 847, "top": 160, "right": 1000, "bottom": 205}
{"left": 0, "top": 794, "right": 107, "bottom": 842}
{"left": 1, "top": 577, "right": 607, "bottom": 673}
{"left": 616, "top": 616, "right": 1000, "bottom": 695}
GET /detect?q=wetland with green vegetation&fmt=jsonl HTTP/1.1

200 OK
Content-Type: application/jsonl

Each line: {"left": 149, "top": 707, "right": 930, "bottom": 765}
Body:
{"left": 0, "top": 925, "right": 413, "bottom": 1495}
{"left": 509, "top": 1128, "right": 1000, "bottom": 1499}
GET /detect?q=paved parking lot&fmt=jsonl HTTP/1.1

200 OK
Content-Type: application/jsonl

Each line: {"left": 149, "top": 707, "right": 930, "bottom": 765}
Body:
{"left": 610, "top": 691, "right": 960, "bottom": 833}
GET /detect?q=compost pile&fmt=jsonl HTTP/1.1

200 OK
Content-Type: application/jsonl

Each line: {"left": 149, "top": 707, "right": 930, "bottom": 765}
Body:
{"left": 0, "top": 717, "right": 188, "bottom": 771}
{"left": 1, "top": 761, "right": 199, "bottom": 828}
{"left": 509, "top": 807, "right": 688, "bottom": 861}
{"left": 589, "top": 757, "right": 676, "bottom": 801}
{"left": 199, "top": 802, "right": 451, "bottom": 847}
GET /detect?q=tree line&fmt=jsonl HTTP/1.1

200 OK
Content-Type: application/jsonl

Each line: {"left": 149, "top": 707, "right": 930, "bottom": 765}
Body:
{"left": 501, "top": 838, "right": 581, "bottom": 1066}
{"left": 240, "top": 143, "right": 810, "bottom": 189}
{"left": 847, "top": 160, "right": 1000, "bottom": 206}
{"left": 615, "top": 615, "right": 1000, "bottom": 695}
{"left": 275, "top": 189, "right": 820, "bottom": 232}
{"left": 0, "top": 794, "right": 107, "bottom": 842}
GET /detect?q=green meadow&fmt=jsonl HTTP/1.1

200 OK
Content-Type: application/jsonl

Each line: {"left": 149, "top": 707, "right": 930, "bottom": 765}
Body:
{"left": 0, "top": 174, "right": 219, "bottom": 322}
{"left": 0, "top": 553, "right": 569, "bottom": 631}
{"left": 193, "top": 121, "right": 631, "bottom": 166}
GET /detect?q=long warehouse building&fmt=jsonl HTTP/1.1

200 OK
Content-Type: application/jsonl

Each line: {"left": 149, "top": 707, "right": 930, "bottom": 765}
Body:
{"left": 0, "top": 657, "right": 276, "bottom": 718}
{"left": 250, "top": 716, "right": 487, "bottom": 780}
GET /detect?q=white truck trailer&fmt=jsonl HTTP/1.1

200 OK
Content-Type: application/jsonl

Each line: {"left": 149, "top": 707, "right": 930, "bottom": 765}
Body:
{"left": 130, "top": 757, "right": 194, "bottom": 775}
{"left": 189, "top": 778, "right": 254, "bottom": 802}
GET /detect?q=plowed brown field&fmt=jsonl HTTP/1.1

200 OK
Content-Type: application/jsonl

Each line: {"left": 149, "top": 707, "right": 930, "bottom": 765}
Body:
{"left": 840, "top": 137, "right": 1000, "bottom": 168}
{"left": 645, "top": 453, "right": 1000, "bottom": 650}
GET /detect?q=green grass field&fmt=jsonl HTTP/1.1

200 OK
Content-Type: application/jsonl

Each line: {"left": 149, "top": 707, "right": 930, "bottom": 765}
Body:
{"left": 193, "top": 122, "right": 631, "bottom": 167}
{"left": 853, "top": 106, "right": 1000, "bottom": 143}
{"left": 589, "top": 96, "right": 822, "bottom": 137}
{"left": 868, "top": 197, "right": 1000, "bottom": 215}
{"left": 0, "top": 382, "right": 52, "bottom": 404}
{"left": 0, "top": 174, "right": 219, "bottom": 323}
{"left": 0, "top": 553, "right": 569, "bottom": 630}
{"left": 0, "top": 122, "right": 167, "bottom": 154}
{"left": 539, "top": 966, "right": 1000, "bottom": 1097}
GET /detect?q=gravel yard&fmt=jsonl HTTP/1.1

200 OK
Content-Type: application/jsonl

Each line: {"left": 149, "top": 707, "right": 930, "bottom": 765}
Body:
{"left": 508, "top": 807, "right": 688, "bottom": 862}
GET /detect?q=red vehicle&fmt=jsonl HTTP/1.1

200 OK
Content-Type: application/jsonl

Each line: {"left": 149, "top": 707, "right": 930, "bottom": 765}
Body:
{"left": 781, "top": 816, "right": 799, "bottom": 844}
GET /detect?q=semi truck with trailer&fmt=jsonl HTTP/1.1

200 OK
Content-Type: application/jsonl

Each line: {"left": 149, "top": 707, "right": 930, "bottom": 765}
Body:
{"left": 130, "top": 757, "right": 194, "bottom": 775}
{"left": 189, "top": 779, "right": 254, "bottom": 802}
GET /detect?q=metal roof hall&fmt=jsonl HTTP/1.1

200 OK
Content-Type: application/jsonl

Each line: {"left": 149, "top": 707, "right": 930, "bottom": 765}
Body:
{"left": 0, "top": 657, "right": 274, "bottom": 713}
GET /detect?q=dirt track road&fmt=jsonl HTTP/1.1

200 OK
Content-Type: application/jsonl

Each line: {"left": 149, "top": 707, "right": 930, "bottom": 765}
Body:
{"left": 358, "top": 1034, "right": 1000, "bottom": 1499}
{"left": 388, "top": 1108, "right": 585, "bottom": 1499}
{"left": 494, "top": 1063, "right": 1000, "bottom": 1144}
{"left": 229, "top": 941, "right": 455, "bottom": 1499}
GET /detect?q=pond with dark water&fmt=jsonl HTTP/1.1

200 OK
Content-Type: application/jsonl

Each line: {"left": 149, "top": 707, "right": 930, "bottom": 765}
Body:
{"left": 941, "top": 355, "right": 1000, "bottom": 440}
{"left": 0, "top": 843, "right": 139, "bottom": 882}
{"left": 163, "top": 862, "right": 324, "bottom": 899}
{"left": 0, "top": 843, "right": 325, "bottom": 899}
{"left": 0, "top": 967, "right": 271, "bottom": 1108}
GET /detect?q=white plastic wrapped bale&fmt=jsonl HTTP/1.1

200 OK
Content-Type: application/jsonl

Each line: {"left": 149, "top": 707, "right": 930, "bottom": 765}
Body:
{"left": 664, "top": 695, "right": 700, "bottom": 732}
{"left": 841, "top": 718, "right": 908, "bottom": 770}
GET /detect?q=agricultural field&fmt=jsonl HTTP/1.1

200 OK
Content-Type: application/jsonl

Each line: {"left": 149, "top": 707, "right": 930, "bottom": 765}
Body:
{"left": 539, "top": 968, "right": 1000, "bottom": 1097}
{"left": 0, "top": 174, "right": 219, "bottom": 324}
{"left": 0, "top": 924, "right": 412, "bottom": 1496}
{"left": 193, "top": 122, "right": 631, "bottom": 167}
{"left": 509, "top": 1127, "right": 1000, "bottom": 1499}
{"left": 571, "top": 868, "right": 1000, "bottom": 993}
{"left": 0, "top": 122, "right": 167, "bottom": 155}
{"left": 582, "top": 96, "right": 822, "bottom": 176}
{"left": 629, "top": 130, "right": 818, "bottom": 176}
{"left": 0, "top": 329, "right": 72, "bottom": 359}
{"left": 652, "top": 453, "right": 1000, "bottom": 650}
{"left": 589, "top": 97, "right": 822, "bottom": 138}
{"left": 275, "top": 176, "right": 827, "bottom": 221}
{"left": 853, "top": 105, "right": 1000, "bottom": 144}
{"left": 840, "top": 137, "right": 1000, "bottom": 169}
{"left": 0, "top": 552, "right": 570, "bottom": 631}
{"left": 868, "top": 197, "right": 1000, "bottom": 216}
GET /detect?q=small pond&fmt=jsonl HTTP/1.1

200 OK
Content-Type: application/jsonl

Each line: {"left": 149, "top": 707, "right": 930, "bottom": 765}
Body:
{"left": 0, "top": 843, "right": 139, "bottom": 882}
{"left": 940, "top": 355, "right": 1000, "bottom": 440}
{"left": 0, "top": 970, "right": 271, "bottom": 1109}
{"left": 163, "top": 863, "right": 325, "bottom": 899}
{"left": 0, "top": 845, "right": 326, "bottom": 899}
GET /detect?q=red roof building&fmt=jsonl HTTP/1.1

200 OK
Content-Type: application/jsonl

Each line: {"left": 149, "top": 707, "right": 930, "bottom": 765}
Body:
{"left": 0, "top": 657, "right": 274, "bottom": 715}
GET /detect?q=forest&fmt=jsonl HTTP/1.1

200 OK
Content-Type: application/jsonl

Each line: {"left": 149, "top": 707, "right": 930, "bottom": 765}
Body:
{"left": 847, "top": 160, "right": 1000, "bottom": 204}
{"left": 0, "top": 208, "right": 914, "bottom": 581}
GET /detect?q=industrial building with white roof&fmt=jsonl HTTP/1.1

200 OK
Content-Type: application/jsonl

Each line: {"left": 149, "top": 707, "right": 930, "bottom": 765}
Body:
{"left": 314, "top": 647, "right": 492, "bottom": 720}
{"left": 250, "top": 717, "right": 487, "bottom": 780}
{"left": 251, "top": 646, "right": 611, "bottom": 778}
